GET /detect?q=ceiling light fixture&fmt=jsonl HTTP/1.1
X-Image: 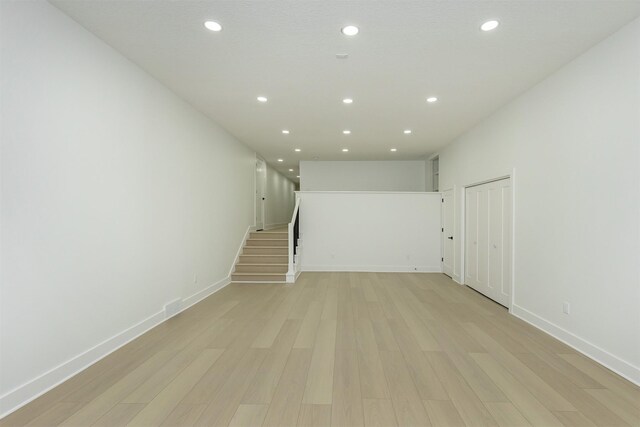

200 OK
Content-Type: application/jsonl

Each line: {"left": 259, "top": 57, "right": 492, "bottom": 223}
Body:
{"left": 342, "top": 148, "right": 349, "bottom": 152}
{"left": 343, "top": 98, "right": 353, "bottom": 104}
{"left": 343, "top": 130, "right": 351, "bottom": 135}
{"left": 404, "top": 130, "right": 412, "bottom": 134}
{"left": 277, "top": 158, "right": 284, "bottom": 162}
{"left": 294, "top": 148, "right": 301, "bottom": 152}
{"left": 282, "top": 130, "right": 290, "bottom": 134}
{"left": 481, "top": 20, "right": 499, "bottom": 31}
{"left": 257, "top": 96, "right": 268, "bottom": 103}
{"left": 289, "top": 169, "right": 294, "bottom": 172}
{"left": 341, "top": 25, "right": 359, "bottom": 36}
{"left": 297, "top": 175, "right": 300, "bottom": 178}
{"left": 390, "top": 148, "right": 397, "bottom": 152}
{"left": 204, "top": 21, "right": 222, "bottom": 32}
{"left": 426, "top": 97, "right": 438, "bottom": 103}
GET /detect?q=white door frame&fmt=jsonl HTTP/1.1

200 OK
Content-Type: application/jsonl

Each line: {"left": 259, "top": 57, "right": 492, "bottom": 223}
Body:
{"left": 459, "top": 169, "right": 516, "bottom": 310}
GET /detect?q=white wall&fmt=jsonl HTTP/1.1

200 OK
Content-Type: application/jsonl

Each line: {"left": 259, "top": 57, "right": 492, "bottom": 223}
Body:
{"left": 265, "top": 163, "right": 295, "bottom": 229}
{"left": 0, "top": 1, "right": 256, "bottom": 414}
{"left": 300, "top": 161, "right": 426, "bottom": 191}
{"left": 438, "top": 18, "right": 640, "bottom": 383}
{"left": 299, "top": 192, "right": 442, "bottom": 272}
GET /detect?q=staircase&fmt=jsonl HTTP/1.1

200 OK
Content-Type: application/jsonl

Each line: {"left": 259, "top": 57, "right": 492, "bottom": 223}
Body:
{"left": 231, "top": 229, "right": 288, "bottom": 283}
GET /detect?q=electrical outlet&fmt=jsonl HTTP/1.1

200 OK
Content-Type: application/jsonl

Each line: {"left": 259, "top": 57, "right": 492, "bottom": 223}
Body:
{"left": 563, "top": 302, "right": 570, "bottom": 315}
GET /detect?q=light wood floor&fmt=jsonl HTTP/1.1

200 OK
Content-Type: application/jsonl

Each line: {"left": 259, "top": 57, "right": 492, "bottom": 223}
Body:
{"left": 3, "top": 273, "right": 639, "bottom": 426}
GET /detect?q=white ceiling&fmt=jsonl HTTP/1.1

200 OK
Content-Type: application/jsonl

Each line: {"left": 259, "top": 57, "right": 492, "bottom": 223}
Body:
{"left": 51, "top": 0, "right": 640, "bottom": 180}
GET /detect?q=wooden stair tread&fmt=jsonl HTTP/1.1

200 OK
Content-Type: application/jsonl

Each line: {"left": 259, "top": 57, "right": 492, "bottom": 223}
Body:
{"left": 232, "top": 272, "right": 286, "bottom": 276}
{"left": 236, "top": 263, "right": 288, "bottom": 266}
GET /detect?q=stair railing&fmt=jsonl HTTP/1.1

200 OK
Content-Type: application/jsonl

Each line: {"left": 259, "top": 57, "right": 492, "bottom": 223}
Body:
{"left": 286, "top": 195, "right": 301, "bottom": 283}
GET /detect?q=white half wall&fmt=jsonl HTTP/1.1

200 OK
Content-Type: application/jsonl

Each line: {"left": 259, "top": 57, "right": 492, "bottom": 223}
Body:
{"left": 438, "top": 18, "right": 640, "bottom": 383}
{"left": 1, "top": 0, "right": 255, "bottom": 415}
{"left": 299, "top": 192, "right": 442, "bottom": 272}
{"left": 300, "top": 161, "right": 426, "bottom": 191}
{"left": 265, "top": 163, "right": 295, "bottom": 229}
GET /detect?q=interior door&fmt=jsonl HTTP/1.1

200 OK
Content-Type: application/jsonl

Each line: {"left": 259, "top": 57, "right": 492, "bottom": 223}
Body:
{"left": 442, "top": 190, "right": 454, "bottom": 277}
{"left": 255, "top": 158, "right": 266, "bottom": 230}
{"left": 465, "top": 178, "right": 512, "bottom": 307}
{"left": 465, "top": 187, "right": 479, "bottom": 289}
{"left": 488, "top": 179, "right": 512, "bottom": 307}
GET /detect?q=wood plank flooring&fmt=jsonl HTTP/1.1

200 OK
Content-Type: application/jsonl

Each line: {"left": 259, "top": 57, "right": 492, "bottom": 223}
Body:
{"left": 2, "top": 273, "right": 639, "bottom": 426}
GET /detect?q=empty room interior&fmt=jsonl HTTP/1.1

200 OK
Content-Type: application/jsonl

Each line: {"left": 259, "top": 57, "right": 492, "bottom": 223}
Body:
{"left": 2, "top": 1, "right": 640, "bottom": 426}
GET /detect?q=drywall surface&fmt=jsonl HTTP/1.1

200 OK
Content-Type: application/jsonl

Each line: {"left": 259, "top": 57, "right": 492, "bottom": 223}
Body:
{"left": 1, "top": 0, "right": 255, "bottom": 413}
{"left": 265, "top": 163, "right": 296, "bottom": 228}
{"left": 300, "top": 161, "right": 426, "bottom": 191}
{"left": 439, "top": 18, "right": 640, "bottom": 382}
{"left": 298, "top": 192, "right": 442, "bottom": 272}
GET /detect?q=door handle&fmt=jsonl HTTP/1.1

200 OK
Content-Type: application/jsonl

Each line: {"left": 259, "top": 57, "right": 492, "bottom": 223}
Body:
{"left": 448, "top": 236, "right": 454, "bottom": 240}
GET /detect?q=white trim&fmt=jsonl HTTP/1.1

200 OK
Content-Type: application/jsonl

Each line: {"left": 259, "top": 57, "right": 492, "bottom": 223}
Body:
{"left": 510, "top": 304, "right": 640, "bottom": 386}
{"left": 0, "top": 311, "right": 163, "bottom": 418}
{"left": 181, "top": 276, "right": 231, "bottom": 310}
{"left": 301, "top": 265, "right": 442, "bottom": 273}
{"left": 0, "top": 274, "right": 232, "bottom": 418}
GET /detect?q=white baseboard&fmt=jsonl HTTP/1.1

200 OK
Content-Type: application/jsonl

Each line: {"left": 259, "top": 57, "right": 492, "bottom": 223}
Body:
{"left": 0, "top": 274, "right": 232, "bottom": 418}
{"left": 0, "top": 309, "right": 164, "bottom": 418}
{"left": 510, "top": 304, "right": 640, "bottom": 386}
{"left": 301, "top": 265, "right": 442, "bottom": 273}
{"left": 181, "top": 276, "right": 231, "bottom": 312}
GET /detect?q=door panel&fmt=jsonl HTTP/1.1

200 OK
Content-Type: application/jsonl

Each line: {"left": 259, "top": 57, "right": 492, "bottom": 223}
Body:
{"left": 477, "top": 188, "right": 489, "bottom": 293}
{"left": 465, "top": 188, "right": 478, "bottom": 288}
{"left": 488, "top": 185, "right": 503, "bottom": 302}
{"left": 498, "top": 183, "right": 513, "bottom": 306}
{"left": 442, "top": 190, "right": 454, "bottom": 277}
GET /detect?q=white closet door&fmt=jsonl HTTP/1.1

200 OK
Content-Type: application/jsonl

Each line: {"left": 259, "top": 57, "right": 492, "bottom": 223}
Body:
{"left": 465, "top": 178, "right": 512, "bottom": 307}
{"left": 465, "top": 188, "right": 479, "bottom": 287}
{"left": 442, "top": 190, "right": 454, "bottom": 277}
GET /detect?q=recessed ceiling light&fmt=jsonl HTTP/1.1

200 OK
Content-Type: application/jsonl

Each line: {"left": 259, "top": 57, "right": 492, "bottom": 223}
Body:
{"left": 426, "top": 97, "right": 438, "bottom": 103}
{"left": 257, "top": 96, "right": 268, "bottom": 103}
{"left": 404, "top": 130, "right": 412, "bottom": 134}
{"left": 343, "top": 98, "right": 353, "bottom": 104}
{"left": 297, "top": 175, "right": 300, "bottom": 178}
{"left": 342, "top": 148, "right": 349, "bottom": 152}
{"left": 277, "top": 158, "right": 284, "bottom": 162}
{"left": 343, "top": 130, "right": 351, "bottom": 135}
{"left": 481, "top": 20, "right": 499, "bottom": 31}
{"left": 341, "top": 25, "right": 359, "bottom": 36}
{"left": 289, "top": 169, "right": 294, "bottom": 172}
{"left": 204, "top": 21, "right": 222, "bottom": 32}
{"left": 390, "top": 148, "right": 397, "bottom": 152}
{"left": 294, "top": 148, "right": 301, "bottom": 152}
{"left": 282, "top": 130, "right": 290, "bottom": 134}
